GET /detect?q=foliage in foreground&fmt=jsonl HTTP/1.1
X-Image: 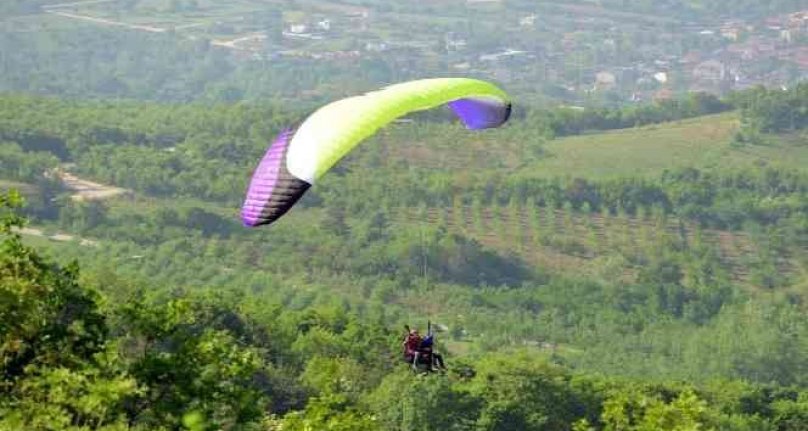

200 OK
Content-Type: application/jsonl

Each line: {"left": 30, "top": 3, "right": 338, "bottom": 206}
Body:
{"left": 2, "top": 190, "right": 808, "bottom": 431}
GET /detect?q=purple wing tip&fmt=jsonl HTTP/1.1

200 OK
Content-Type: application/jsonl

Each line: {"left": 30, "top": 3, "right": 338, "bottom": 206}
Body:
{"left": 241, "top": 215, "right": 261, "bottom": 227}
{"left": 449, "top": 98, "right": 511, "bottom": 130}
{"left": 241, "top": 128, "right": 310, "bottom": 228}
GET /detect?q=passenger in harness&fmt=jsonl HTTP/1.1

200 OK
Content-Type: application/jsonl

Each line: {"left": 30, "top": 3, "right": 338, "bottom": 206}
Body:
{"left": 403, "top": 327, "right": 422, "bottom": 366}
{"left": 402, "top": 324, "right": 446, "bottom": 372}
{"left": 418, "top": 333, "right": 446, "bottom": 371}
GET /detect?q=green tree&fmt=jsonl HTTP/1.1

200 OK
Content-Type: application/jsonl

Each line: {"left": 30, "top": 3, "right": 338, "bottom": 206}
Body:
{"left": 470, "top": 354, "right": 588, "bottom": 431}
{"left": 117, "top": 295, "right": 282, "bottom": 430}
{"left": 367, "top": 371, "right": 480, "bottom": 431}
{"left": 0, "top": 190, "right": 137, "bottom": 430}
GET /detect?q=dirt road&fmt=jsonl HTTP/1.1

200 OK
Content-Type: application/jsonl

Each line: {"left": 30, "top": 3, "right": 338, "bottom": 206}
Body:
{"left": 43, "top": 0, "right": 116, "bottom": 10}
{"left": 44, "top": 10, "right": 166, "bottom": 33}
{"left": 211, "top": 32, "right": 266, "bottom": 50}
{"left": 16, "top": 226, "right": 99, "bottom": 247}
{"left": 56, "top": 170, "right": 131, "bottom": 201}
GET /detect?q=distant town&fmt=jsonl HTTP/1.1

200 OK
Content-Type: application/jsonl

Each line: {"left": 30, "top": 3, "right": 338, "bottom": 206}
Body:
{"left": 20, "top": 1, "right": 808, "bottom": 104}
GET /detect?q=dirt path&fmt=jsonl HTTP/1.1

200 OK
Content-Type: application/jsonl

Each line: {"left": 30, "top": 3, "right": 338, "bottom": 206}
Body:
{"left": 55, "top": 169, "right": 131, "bottom": 201}
{"left": 45, "top": 8, "right": 258, "bottom": 51}
{"left": 43, "top": 0, "right": 116, "bottom": 10}
{"left": 211, "top": 32, "right": 266, "bottom": 50}
{"left": 44, "top": 10, "right": 167, "bottom": 33}
{"left": 16, "top": 227, "right": 99, "bottom": 247}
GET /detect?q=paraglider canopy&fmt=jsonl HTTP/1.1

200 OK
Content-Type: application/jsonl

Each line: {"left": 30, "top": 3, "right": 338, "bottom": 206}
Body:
{"left": 241, "top": 78, "right": 511, "bottom": 227}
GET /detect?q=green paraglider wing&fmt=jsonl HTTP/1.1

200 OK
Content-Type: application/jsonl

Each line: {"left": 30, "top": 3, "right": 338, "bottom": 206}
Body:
{"left": 241, "top": 78, "right": 511, "bottom": 227}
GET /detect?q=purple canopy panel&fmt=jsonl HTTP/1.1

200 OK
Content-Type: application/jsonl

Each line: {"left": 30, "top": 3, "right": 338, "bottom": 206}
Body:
{"left": 241, "top": 129, "right": 311, "bottom": 227}
{"left": 448, "top": 98, "right": 512, "bottom": 130}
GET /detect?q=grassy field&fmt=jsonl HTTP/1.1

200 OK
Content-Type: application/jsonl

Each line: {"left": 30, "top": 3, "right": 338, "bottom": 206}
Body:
{"left": 523, "top": 113, "right": 808, "bottom": 179}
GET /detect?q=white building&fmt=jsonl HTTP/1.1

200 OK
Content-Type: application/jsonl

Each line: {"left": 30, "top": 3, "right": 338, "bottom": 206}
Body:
{"left": 289, "top": 24, "right": 307, "bottom": 34}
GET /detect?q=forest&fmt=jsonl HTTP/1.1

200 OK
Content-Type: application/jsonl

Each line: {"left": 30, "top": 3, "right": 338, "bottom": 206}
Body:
{"left": 1, "top": 190, "right": 807, "bottom": 429}
{"left": 1, "top": 81, "right": 807, "bottom": 429}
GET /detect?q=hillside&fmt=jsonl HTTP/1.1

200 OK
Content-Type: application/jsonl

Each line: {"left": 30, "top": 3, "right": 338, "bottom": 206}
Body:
{"left": 1, "top": 87, "right": 808, "bottom": 429}
{"left": 365, "top": 113, "right": 807, "bottom": 295}
{"left": 374, "top": 112, "right": 808, "bottom": 178}
{"left": 396, "top": 204, "right": 804, "bottom": 291}
{"left": 536, "top": 114, "right": 808, "bottom": 178}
